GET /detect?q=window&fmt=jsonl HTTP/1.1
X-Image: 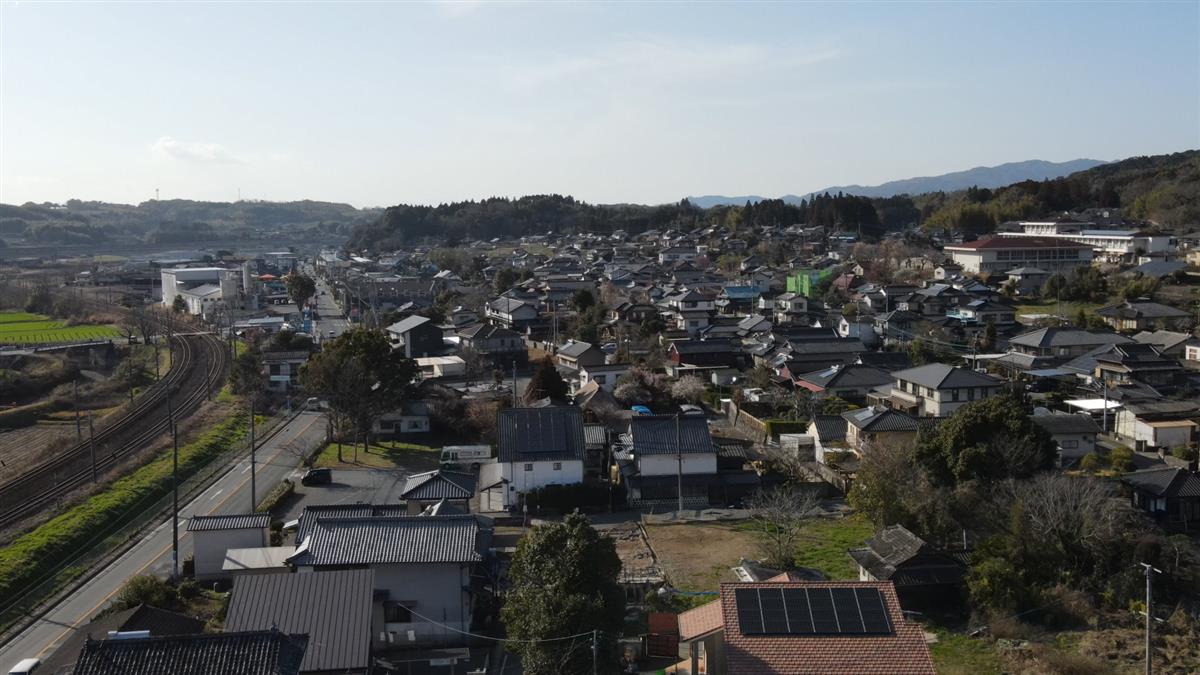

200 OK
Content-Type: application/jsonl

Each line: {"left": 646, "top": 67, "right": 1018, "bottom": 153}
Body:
{"left": 1062, "top": 440, "right": 1079, "bottom": 449}
{"left": 524, "top": 463, "right": 533, "bottom": 472}
{"left": 407, "top": 420, "right": 422, "bottom": 430}
{"left": 384, "top": 602, "right": 412, "bottom": 623}
{"left": 553, "top": 462, "right": 562, "bottom": 471}
{"left": 594, "top": 375, "right": 606, "bottom": 384}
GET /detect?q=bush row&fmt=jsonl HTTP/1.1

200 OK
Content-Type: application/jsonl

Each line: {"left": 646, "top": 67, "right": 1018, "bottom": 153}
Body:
{"left": 0, "top": 411, "right": 248, "bottom": 607}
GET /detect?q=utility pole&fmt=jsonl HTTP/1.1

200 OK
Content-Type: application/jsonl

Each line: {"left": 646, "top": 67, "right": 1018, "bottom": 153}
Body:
{"left": 88, "top": 412, "right": 97, "bottom": 483}
{"left": 249, "top": 397, "right": 257, "bottom": 512}
{"left": 591, "top": 629, "right": 598, "bottom": 675}
{"left": 675, "top": 413, "right": 683, "bottom": 514}
{"left": 512, "top": 360, "right": 518, "bottom": 407}
{"left": 1140, "top": 562, "right": 1160, "bottom": 675}
{"left": 73, "top": 379, "right": 81, "bottom": 442}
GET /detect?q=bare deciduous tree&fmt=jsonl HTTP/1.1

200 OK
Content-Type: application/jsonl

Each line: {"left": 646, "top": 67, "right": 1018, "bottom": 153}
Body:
{"left": 746, "top": 487, "right": 823, "bottom": 569}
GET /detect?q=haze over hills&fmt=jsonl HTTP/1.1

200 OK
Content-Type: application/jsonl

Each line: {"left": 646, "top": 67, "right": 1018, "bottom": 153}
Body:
{"left": 686, "top": 158, "right": 1107, "bottom": 208}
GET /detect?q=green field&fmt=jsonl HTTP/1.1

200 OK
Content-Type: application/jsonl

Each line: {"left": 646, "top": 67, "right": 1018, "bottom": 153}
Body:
{"left": 0, "top": 311, "right": 121, "bottom": 345}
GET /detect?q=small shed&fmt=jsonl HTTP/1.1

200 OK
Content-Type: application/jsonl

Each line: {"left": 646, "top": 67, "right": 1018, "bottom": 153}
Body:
{"left": 187, "top": 513, "right": 271, "bottom": 580}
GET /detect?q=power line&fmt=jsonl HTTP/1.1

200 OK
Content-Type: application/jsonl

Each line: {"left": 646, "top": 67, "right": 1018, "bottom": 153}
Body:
{"left": 402, "top": 605, "right": 599, "bottom": 644}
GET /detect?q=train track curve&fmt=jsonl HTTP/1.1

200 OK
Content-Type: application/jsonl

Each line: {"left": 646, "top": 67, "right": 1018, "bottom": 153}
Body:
{"left": 0, "top": 331, "right": 231, "bottom": 530}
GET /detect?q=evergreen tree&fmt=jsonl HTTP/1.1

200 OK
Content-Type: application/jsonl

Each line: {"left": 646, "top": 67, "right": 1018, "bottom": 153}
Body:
{"left": 502, "top": 513, "right": 624, "bottom": 675}
{"left": 524, "top": 356, "right": 569, "bottom": 404}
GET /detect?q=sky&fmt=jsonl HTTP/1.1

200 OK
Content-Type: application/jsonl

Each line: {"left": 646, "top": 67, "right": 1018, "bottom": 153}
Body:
{"left": 1, "top": 1, "right": 1198, "bottom": 208}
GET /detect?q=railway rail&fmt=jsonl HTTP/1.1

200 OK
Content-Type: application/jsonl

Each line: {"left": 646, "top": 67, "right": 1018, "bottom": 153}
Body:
{"left": 0, "top": 331, "right": 230, "bottom": 530}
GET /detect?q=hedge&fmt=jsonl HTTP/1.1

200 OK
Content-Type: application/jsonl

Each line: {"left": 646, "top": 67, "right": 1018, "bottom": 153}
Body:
{"left": 255, "top": 478, "right": 294, "bottom": 514}
{"left": 0, "top": 411, "right": 248, "bottom": 607}
{"left": 524, "top": 483, "right": 626, "bottom": 513}
{"left": 763, "top": 419, "right": 808, "bottom": 439}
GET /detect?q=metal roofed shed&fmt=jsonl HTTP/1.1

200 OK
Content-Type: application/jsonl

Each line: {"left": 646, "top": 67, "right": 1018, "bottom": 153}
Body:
{"left": 286, "top": 514, "right": 482, "bottom": 567}
{"left": 225, "top": 569, "right": 374, "bottom": 674}
{"left": 187, "top": 514, "right": 272, "bottom": 531}
{"left": 187, "top": 514, "right": 272, "bottom": 580}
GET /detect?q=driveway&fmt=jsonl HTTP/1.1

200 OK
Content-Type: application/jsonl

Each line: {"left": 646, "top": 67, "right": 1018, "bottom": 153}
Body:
{"left": 279, "top": 468, "right": 410, "bottom": 524}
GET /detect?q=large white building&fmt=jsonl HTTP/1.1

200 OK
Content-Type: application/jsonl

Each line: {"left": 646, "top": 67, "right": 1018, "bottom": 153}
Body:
{"left": 160, "top": 266, "right": 245, "bottom": 316}
{"left": 943, "top": 237, "right": 1094, "bottom": 275}
{"left": 1006, "top": 221, "right": 1173, "bottom": 263}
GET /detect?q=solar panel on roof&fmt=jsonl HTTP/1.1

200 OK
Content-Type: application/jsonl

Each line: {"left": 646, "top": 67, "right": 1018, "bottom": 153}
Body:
{"left": 735, "top": 589, "right": 764, "bottom": 634}
{"left": 734, "top": 586, "right": 893, "bottom": 636}
{"left": 831, "top": 587, "right": 865, "bottom": 633}
{"left": 855, "top": 587, "right": 891, "bottom": 634}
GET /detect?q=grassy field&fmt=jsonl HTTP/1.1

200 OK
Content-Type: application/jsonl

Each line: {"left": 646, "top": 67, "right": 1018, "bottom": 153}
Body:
{"left": 792, "top": 513, "right": 875, "bottom": 579}
{"left": 929, "top": 630, "right": 1004, "bottom": 675}
{"left": 0, "top": 311, "right": 120, "bottom": 345}
{"left": 1014, "top": 299, "right": 1105, "bottom": 319}
{"left": 314, "top": 440, "right": 440, "bottom": 471}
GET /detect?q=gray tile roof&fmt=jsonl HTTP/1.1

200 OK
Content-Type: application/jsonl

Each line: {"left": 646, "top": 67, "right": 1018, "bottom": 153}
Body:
{"left": 187, "top": 513, "right": 271, "bottom": 532}
{"left": 497, "top": 406, "right": 585, "bottom": 463}
{"left": 73, "top": 630, "right": 308, "bottom": 675}
{"left": 1123, "top": 468, "right": 1200, "bottom": 499}
{"left": 226, "top": 569, "right": 373, "bottom": 673}
{"left": 288, "top": 514, "right": 481, "bottom": 566}
{"left": 386, "top": 315, "right": 432, "bottom": 335}
{"left": 401, "top": 470, "right": 477, "bottom": 501}
{"left": 892, "top": 363, "right": 1001, "bottom": 390}
{"left": 1097, "top": 301, "right": 1189, "bottom": 320}
{"left": 628, "top": 415, "right": 716, "bottom": 455}
{"left": 847, "top": 525, "right": 967, "bottom": 587}
{"left": 842, "top": 406, "right": 920, "bottom": 433}
{"left": 294, "top": 504, "right": 409, "bottom": 543}
{"left": 798, "top": 364, "right": 892, "bottom": 390}
{"left": 1030, "top": 413, "right": 1100, "bottom": 435}
{"left": 41, "top": 606, "right": 206, "bottom": 675}
{"left": 1009, "top": 327, "right": 1132, "bottom": 349}
{"left": 810, "top": 415, "right": 847, "bottom": 442}
{"left": 557, "top": 340, "right": 596, "bottom": 358}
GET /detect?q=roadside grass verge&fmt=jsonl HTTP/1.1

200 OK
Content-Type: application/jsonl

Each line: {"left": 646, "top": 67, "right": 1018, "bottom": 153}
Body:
{"left": 0, "top": 410, "right": 247, "bottom": 614}
{"left": 314, "top": 441, "right": 440, "bottom": 471}
{"left": 929, "top": 629, "right": 1004, "bottom": 675}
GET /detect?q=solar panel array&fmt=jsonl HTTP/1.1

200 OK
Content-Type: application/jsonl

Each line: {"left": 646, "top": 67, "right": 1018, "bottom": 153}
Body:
{"left": 734, "top": 587, "right": 892, "bottom": 636}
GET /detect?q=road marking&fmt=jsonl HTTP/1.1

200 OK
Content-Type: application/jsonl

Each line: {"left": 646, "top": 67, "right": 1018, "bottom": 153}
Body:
{"left": 28, "top": 414, "right": 323, "bottom": 660}
{"left": 208, "top": 489, "right": 223, "bottom": 501}
{"left": 241, "top": 464, "right": 251, "bottom": 474}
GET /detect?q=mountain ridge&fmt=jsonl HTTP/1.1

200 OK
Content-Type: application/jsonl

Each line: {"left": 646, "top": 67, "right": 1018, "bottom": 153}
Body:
{"left": 686, "top": 158, "right": 1107, "bottom": 208}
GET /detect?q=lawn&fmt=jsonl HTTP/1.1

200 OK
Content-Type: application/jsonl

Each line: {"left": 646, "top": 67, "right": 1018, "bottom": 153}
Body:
{"left": 1013, "top": 299, "right": 1105, "bottom": 319}
{"left": 791, "top": 513, "right": 875, "bottom": 580}
{"left": 928, "top": 630, "right": 1004, "bottom": 675}
{"left": 0, "top": 311, "right": 120, "bottom": 345}
{"left": 644, "top": 522, "right": 761, "bottom": 592}
{"left": 313, "top": 440, "right": 440, "bottom": 471}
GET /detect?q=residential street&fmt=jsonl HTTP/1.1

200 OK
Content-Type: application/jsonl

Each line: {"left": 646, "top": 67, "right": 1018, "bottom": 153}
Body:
{"left": 0, "top": 411, "right": 328, "bottom": 672}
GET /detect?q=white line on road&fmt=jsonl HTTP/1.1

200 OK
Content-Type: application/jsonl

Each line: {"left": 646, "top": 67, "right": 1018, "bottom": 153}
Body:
{"left": 208, "top": 489, "right": 223, "bottom": 501}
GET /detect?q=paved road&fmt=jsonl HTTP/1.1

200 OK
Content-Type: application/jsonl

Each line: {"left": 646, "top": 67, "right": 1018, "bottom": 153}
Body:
{"left": 308, "top": 268, "right": 350, "bottom": 342}
{"left": 0, "top": 411, "right": 328, "bottom": 671}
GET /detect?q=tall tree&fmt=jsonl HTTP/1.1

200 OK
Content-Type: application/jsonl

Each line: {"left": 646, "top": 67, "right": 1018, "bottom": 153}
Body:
{"left": 284, "top": 271, "right": 317, "bottom": 317}
{"left": 298, "top": 327, "right": 417, "bottom": 460}
{"left": 915, "top": 393, "right": 1056, "bottom": 485}
{"left": 502, "top": 512, "right": 624, "bottom": 675}
{"left": 524, "top": 356, "right": 569, "bottom": 404}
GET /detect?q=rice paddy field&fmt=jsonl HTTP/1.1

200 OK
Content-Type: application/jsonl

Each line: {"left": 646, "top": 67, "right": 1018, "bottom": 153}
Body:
{"left": 0, "top": 311, "right": 121, "bottom": 345}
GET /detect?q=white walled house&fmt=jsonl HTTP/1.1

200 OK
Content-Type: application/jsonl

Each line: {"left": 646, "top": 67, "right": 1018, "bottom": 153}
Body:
{"left": 942, "top": 237, "right": 1093, "bottom": 275}
{"left": 578, "top": 363, "right": 631, "bottom": 392}
{"left": 186, "top": 513, "right": 271, "bottom": 580}
{"left": 160, "top": 267, "right": 243, "bottom": 315}
{"left": 479, "top": 406, "right": 585, "bottom": 510}
{"left": 616, "top": 415, "right": 719, "bottom": 508}
{"left": 879, "top": 363, "right": 1003, "bottom": 417}
{"left": 1030, "top": 413, "right": 1100, "bottom": 467}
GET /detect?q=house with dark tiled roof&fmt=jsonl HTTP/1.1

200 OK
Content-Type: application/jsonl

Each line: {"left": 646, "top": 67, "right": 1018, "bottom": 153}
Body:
{"left": 457, "top": 322, "right": 527, "bottom": 368}
{"left": 42, "top": 605, "right": 205, "bottom": 675}
{"left": 401, "top": 470, "right": 476, "bottom": 514}
{"left": 287, "top": 513, "right": 485, "bottom": 648}
{"left": 1093, "top": 343, "right": 1187, "bottom": 393}
{"left": 484, "top": 296, "right": 539, "bottom": 330}
{"left": 848, "top": 525, "right": 969, "bottom": 611}
{"left": 226, "top": 569, "right": 374, "bottom": 674}
{"left": 1096, "top": 300, "right": 1190, "bottom": 332}
{"left": 1030, "top": 413, "right": 1100, "bottom": 467}
{"left": 72, "top": 629, "right": 308, "bottom": 675}
{"left": 1132, "top": 330, "right": 1200, "bottom": 360}
{"left": 715, "top": 581, "right": 936, "bottom": 674}
{"left": 805, "top": 415, "right": 847, "bottom": 460}
{"left": 841, "top": 406, "right": 921, "bottom": 455}
{"left": 1008, "top": 327, "right": 1132, "bottom": 360}
{"left": 555, "top": 339, "right": 606, "bottom": 370}
{"left": 875, "top": 364, "right": 1003, "bottom": 417}
{"left": 478, "top": 406, "right": 585, "bottom": 510}
{"left": 1123, "top": 467, "right": 1200, "bottom": 531}
{"left": 794, "top": 364, "right": 892, "bottom": 404}
{"left": 615, "top": 414, "right": 719, "bottom": 508}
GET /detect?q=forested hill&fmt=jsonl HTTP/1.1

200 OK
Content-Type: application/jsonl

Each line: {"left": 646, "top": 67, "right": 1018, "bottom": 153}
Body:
{"left": 346, "top": 193, "right": 883, "bottom": 251}
{"left": 0, "top": 199, "right": 379, "bottom": 246}
{"left": 348, "top": 151, "right": 1198, "bottom": 251}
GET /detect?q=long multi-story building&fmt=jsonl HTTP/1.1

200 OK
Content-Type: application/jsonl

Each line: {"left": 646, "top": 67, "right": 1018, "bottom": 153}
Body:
{"left": 1004, "top": 221, "right": 1173, "bottom": 263}
{"left": 943, "top": 237, "right": 1094, "bottom": 275}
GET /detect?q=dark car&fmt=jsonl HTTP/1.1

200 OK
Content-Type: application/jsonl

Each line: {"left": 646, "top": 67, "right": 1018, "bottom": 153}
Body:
{"left": 300, "top": 468, "right": 332, "bottom": 486}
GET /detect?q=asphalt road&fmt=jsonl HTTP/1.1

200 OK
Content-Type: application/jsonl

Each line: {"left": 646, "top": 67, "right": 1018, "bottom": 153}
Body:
{"left": 0, "top": 411, "right": 328, "bottom": 671}
{"left": 310, "top": 271, "right": 350, "bottom": 342}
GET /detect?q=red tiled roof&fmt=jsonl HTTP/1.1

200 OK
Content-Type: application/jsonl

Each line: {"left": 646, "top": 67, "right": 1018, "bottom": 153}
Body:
{"left": 678, "top": 600, "right": 724, "bottom": 641}
{"left": 720, "top": 581, "right": 936, "bottom": 675}
{"left": 944, "top": 236, "right": 1092, "bottom": 250}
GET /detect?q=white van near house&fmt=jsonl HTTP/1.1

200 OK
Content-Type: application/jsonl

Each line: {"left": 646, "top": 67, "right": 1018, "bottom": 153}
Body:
{"left": 440, "top": 445, "right": 493, "bottom": 470}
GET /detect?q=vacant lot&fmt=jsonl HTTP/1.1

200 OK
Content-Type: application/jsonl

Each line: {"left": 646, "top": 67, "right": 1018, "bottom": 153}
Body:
{"left": 313, "top": 441, "right": 440, "bottom": 472}
{"left": 1014, "top": 299, "right": 1105, "bottom": 319}
{"left": 0, "top": 311, "right": 120, "bottom": 345}
{"left": 645, "top": 521, "right": 759, "bottom": 591}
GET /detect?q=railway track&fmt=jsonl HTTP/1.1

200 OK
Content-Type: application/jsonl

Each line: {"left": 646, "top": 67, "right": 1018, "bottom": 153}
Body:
{"left": 0, "top": 331, "right": 231, "bottom": 530}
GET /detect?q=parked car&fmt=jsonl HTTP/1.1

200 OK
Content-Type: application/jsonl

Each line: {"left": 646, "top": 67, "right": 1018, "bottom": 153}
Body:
{"left": 300, "top": 468, "right": 332, "bottom": 486}
{"left": 8, "top": 658, "right": 41, "bottom": 675}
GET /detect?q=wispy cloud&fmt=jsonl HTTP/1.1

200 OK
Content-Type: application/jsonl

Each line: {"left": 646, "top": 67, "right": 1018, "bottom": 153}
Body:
{"left": 500, "top": 36, "right": 844, "bottom": 90}
{"left": 151, "top": 136, "right": 245, "bottom": 164}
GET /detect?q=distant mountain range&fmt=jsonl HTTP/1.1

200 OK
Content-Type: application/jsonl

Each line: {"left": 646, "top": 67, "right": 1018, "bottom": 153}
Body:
{"left": 686, "top": 158, "right": 1107, "bottom": 207}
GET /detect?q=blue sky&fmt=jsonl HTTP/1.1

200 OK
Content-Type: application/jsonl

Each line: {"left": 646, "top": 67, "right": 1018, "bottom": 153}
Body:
{"left": 1, "top": 1, "right": 1197, "bottom": 207}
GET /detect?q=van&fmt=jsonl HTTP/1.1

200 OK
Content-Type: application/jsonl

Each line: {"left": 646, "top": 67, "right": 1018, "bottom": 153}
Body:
{"left": 8, "top": 658, "right": 41, "bottom": 675}
{"left": 439, "top": 445, "right": 492, "bottom": 471}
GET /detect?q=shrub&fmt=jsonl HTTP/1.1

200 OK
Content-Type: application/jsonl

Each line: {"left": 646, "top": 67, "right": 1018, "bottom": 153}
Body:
{"left": 1079, "top": 452, "right": 1106, "bottom": 473}
{"left": 763, "top": 419, "right": 807, "bottom": 440}
{"left": 1109, "top": 446, "right": 1135, "bottom": 473}
{"left": 1171, "top": 444, "right": 1198, "bottom": 462}
{"left": 1033, "top": 646, "right": 1114, "bottom": 675}
{"left": 112, "top": 574, "right": 178, "bottom": 612}
{"left": 255, "top": 478, "right": 294, "bottom": 514}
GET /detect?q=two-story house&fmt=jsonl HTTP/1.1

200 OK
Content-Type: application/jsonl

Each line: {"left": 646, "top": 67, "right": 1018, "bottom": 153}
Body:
{"left": 261, "top": 350, "right": 311, "bottom": 393}
{"left": 484, "top": 296, "right": 540, "bottom": 331}
{"left": 880, "top": 364, "right": 1003, "bottom": 417}
{"left": 578, "top": 363, "right": 631, "bottom": 392}
{"left": 385, "top": 315, "right": 444, "bottom": 358}
{"left": 1096, "top": 300, "right": 1190, "bottom": 332}
{"left": 794, "top": 364, "right": 893, "bottom": 404}
{"left": 555, "top": 340, "right": 606, "bottom": 370}
{"left": 457, "top": 323, "right": 527, "bottom": 368}
{"left": 478, "top": 406, "right": 585, "bottom": 510}
{"left": 617, "top": 414, "right": 718, "bottom": 508}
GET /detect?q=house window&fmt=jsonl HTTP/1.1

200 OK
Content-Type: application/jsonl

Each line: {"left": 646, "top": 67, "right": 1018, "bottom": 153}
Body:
{"left": 553, "top": 462, "right": 562, "bottom": 470}
{"left": 1062, "top": 440, "right": 1079, "bottom": 449}
{"left": 384, "top": 602, "right": 412, "bottom": 623}
{"left": 524, "top": 463, "right": 533, "bottom": 472}
{"left": 952, "top": 389, "right": 960, "bottom": 402}
{"left": 408, "top": 421, "right": 422, "bottom": 430}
